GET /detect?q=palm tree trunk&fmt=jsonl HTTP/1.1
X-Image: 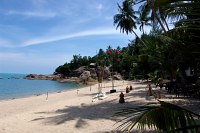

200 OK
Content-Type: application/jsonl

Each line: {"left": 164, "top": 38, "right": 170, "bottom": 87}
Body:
{"left": 111, "top": 58, "right": 114, "bottom": 90}
{"left": 132, "top": 30, "right": 148, "bottom": 48}
{"left": 153, "top": 10, "right": 167, "bottom": 33}
{"left": 142, "top": 26, "right": 145, "bottom": 35}
{"left": 163, "top": 17, "right": 170, "bottom": 31}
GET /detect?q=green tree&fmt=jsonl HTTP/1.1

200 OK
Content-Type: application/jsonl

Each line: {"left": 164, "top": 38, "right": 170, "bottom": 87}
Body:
{"left": 114, "top": 0, "right": 147, "bottom": 47}
{"left": 115, "top": 101, "right": 200, "bottom": 132}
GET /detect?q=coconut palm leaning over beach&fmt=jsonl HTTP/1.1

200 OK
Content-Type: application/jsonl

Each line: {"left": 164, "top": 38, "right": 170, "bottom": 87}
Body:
{"left": 114, "top": 0, "right": 200, "bottom": 132}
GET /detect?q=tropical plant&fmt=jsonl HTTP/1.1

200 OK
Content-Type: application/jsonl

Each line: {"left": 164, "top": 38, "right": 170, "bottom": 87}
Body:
{"left": 114, "top": 0, "right": 200, "bottom": 78}
{"left": 115, "top": 100, "right": 200, "bottom": 133}
{"left": 114, "top": 0, "right": 137, "bottom": 35}
{"left": 137, "top": 11, "right": 152, "bottom": 34}
{"left": 136, "top": 0, "right": 168, "bottom": 33}
{"left": 114, "top": 0, "right": 147, "bottom": 47}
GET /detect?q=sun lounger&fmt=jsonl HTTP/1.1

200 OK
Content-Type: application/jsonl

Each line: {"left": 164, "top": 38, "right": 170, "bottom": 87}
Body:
{"left": 92, "top": 92, "right": 107, "bottom": 102}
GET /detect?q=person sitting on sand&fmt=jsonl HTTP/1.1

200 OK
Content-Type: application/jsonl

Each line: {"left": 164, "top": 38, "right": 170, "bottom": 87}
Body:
{"left": 130, "top": 85, "right": 133, "bottom": 90}
{"left": 119, "top": 92, "right": 125, "bottom": 103}
{"left": 126, "top": 86, "right": 130, "bottom": 93}
{"left": 146, "top": 83, "right": 153, "bottom": 96}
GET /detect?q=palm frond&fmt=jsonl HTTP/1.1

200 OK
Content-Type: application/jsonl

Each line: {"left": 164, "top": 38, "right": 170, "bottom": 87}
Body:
{"left": 115, "top": 101, "right": 200, "bottom": 132}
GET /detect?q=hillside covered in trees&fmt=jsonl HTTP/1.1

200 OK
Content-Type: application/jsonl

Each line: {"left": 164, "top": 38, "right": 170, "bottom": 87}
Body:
{"left": 55, "top": 0, "right": 200, "bottom": 83}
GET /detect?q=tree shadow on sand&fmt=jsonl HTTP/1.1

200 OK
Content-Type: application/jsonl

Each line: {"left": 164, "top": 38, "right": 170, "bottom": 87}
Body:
{"left": 31, "top": 98, "right": 157, "bottom": 132}
{"left": 31, "top": 99, "right": 142, "bottom": 128}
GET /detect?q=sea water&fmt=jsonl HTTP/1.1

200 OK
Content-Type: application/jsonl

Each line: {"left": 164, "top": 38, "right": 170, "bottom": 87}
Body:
{"left": 0, "top": 73, "right": 79, "bottom": 100}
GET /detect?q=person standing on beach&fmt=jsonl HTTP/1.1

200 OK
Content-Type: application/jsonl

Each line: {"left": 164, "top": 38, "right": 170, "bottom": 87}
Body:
{"left": 119, "top": 92, "right": 125, "bottom": 103}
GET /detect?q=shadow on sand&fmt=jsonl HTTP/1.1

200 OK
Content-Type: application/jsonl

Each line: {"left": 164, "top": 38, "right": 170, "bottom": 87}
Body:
{"left": 32, "top": 97, "right": 157, "bottom": 133}
{"left": 31, "top": 84, "right": 200, "bottom": 132}
{"left": 32, "top": 99, "right": 138, "bottom": 125}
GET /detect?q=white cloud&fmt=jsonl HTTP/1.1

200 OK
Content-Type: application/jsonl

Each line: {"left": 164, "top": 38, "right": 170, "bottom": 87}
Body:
{"left": 22, "top": 28, "right": 121, "bottom": 47}
{"left": 7, "top": 10, "right": 57, "bottom": 18}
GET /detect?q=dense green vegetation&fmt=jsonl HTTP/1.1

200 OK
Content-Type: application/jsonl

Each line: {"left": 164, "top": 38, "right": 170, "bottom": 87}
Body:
{"left": 56, "top": 0, "right": 200, "bottom": 82}
{"left": 116, "top": 100, "right": 200, "bottom": 132}
{"left": 55, "top": 55, "right": 95, "bottom": 76}
{"left": 55, "top": 0, "right": 200, "bottom": 132}
{"left": 112, "top": 0, "right": 200, "bottom": 132}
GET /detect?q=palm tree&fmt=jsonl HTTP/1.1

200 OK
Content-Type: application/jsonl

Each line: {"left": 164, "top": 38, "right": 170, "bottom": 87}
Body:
{"left": 137, "top": 10, "right": 152, "bottom": 34}
{"left": 115, "top": 100, "right": 200, "bottom": 133}
{"left": 114, "top": 0, "right": 147, "bottom": 47}
{"left": 112, "top": 1, "right": 200, "bottom": 130}
{"left": 136, "top": 0, "right": 168, "bottom": 33}
{"left": 114, "top": 0, "right": 137, "bottom": 35}
{"left": 136, "top": 0, "right": 188, "bottom": 33}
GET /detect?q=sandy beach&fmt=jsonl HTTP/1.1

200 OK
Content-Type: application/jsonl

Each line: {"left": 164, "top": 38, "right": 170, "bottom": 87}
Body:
{"left": 0, "top": 80, "right": 199, "bottom": 133}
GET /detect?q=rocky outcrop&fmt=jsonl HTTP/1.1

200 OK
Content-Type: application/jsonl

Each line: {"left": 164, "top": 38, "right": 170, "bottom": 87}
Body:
{"left": 113, "top": 74, "right": 122, "bottom": 80}
{"left": 103, "top": 67, "right": 111, "bottom": 79}
{"left": 70, "top": 66, "right": 88, "bottom": 77}
{"left": 26, "top": 74, "right": 37, "bottom": 79}
{"left": 25, "top": 74, "right": 62, "bottom": 80}
{"left": 79, "top": 71, "right": 91, "bottom": 83}
{"left": 68, "top": 66, "right": 111, "bottom": 81}
{"left": 89, "top": 68, "right": 97, "bottom": 79}
{"left": 58, "top": 77, "right": 79, "bottom": 83}
{"left": 25, "top": 66, "right": 122, "bottom": 84}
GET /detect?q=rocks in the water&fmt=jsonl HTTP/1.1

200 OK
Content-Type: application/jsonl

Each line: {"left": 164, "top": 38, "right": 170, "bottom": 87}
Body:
{"left": 25, "top": 66, "right": 123, "bottom": 84}
{"left": 25, "top": 74, "right": 62, "bottom": 80}
{"left": 25, "top": 74, "right": 37, "bottom": 79}
{"left": 59, "top": 77, "right": 79, "bottom": 82}
{"left": 10, "top": 77, "right": 20, "bottom": 79}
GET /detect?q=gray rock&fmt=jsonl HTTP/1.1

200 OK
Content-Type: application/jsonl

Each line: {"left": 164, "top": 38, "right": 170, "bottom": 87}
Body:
{"left": 80, "top": 71, "right": 91, "bottom": 83}
{"left": 89, "top": 68, "right": 97, "bottom": 79}
{"left": 103, "top": 67, "right": 111, "bottom": 79}
{"left": 70, "top": 66, "right": 87, "bottom": 77}
{"left": 113, "top": 74, "right": 122, "bottom": 80}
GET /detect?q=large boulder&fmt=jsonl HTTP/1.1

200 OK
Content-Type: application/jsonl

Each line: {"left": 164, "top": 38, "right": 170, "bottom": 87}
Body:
{"left": 70, "top": 66, "right": 87, "bottom": 77}
{"left": 59, "top": 77, "right": 79, "bottom": 83}
{"left": 26, "top": 74, "right": 37, "bottom": 79}
{"left": 103, "top": 67, "right": 111, "bottom": 79}
{"left": 52, "top": 74, "right": 63, "bottom": 80}
{"left": 79, "top": 71, "right": 91, "bottom": 83}
{"left": 113, "top": 74, "right": 122, "bottom": 80}
{"left": 37, "top": 74, "right": 48, "bottom": 80}
{"left": 95, "top": 66, "right": 111, "bottom": 81}
{"left": 26, "top": 74, "right": 50, "bottom": 80}
{"left": 89, "top": 68, "right": 97, "bottom": 79}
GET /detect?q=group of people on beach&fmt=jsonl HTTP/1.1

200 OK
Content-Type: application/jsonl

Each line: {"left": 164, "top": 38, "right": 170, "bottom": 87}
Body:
{"left": 126, "top": 85, "right": 133, "bottom": 93}
{"left": 119, "top": 85, "right": 133, "bottom": 103}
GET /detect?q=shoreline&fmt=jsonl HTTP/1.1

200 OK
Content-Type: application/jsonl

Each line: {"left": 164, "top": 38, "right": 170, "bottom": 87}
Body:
{"left": 0, "top": 80, "right": 151, "bottom": 133}
{"left": 0, "top": 80, "right": 127, "bottom": 102}
{"left": 1, "top": 80, "right": 198, "bottom": 133}
{"left": 0, "top": 80, "right": 122, "bottom": 102}
{"left": 0, "top": 81, "right": 89, "bottom": 102}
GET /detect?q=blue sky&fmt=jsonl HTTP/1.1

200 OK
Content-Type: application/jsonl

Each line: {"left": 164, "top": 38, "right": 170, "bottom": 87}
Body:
{"left": 0, "top": 0, "right": 145, "bottom": 74}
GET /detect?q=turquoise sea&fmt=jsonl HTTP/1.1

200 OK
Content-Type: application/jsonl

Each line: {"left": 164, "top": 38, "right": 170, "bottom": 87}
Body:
{"left": 0, "top": 73, "right": 79, "bottom": 100}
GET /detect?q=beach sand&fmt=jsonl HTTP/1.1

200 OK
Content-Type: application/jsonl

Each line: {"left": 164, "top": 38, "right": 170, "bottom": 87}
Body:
{"left": 0, "top": 80, "right": 199, "bottom": 133}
